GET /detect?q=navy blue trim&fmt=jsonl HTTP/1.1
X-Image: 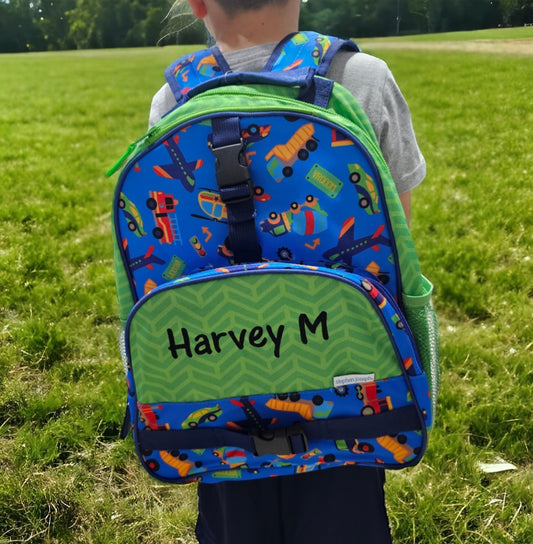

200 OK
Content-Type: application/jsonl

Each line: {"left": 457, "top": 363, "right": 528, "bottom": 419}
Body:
{"left": 298, "top": 76, "right": 333, "bottom": 108}
{"left": 263, "top": 32, "right": 299, "bottom": 72}
{"left": 164, "top": 60, "right": 186, "bottom": 101}
{"left": 317, "top": 38, "right": 360, "bottom": 77}
{"left": 119, "top": 403, "right": 131, "bottom": 439}
{"left": 177, "top": 68, "right": 318, "bottom": 106}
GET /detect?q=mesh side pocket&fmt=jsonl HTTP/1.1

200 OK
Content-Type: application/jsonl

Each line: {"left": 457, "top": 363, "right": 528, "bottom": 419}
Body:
{"left": 403, "top": 276, "right": 440, "bottom": 425}
{"left": 119, "top": 328, "right": 129, "bottom": 378}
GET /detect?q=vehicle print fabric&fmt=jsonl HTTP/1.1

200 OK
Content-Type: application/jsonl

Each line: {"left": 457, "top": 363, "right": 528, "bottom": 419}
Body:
{"left": 117, "top": 115, "right": 400, "bottom": 301}
{"left": 110, "top": 31, "right": 439, "bottom": 484}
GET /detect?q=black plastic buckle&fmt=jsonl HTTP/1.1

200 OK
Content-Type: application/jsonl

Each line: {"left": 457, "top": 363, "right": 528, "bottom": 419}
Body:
{"left": 252, "top": 424, "right": 309, "bottom": 457}
{"left": 211, "top": 140, "right": 253, "bottom": 204}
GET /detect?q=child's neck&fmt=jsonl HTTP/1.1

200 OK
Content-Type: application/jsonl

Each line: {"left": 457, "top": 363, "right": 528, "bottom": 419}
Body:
{"left": 210, "top": 7, "right": 299, "bottom": 53}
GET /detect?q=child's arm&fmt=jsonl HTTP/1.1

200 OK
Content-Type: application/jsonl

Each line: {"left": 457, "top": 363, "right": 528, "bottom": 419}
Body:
{"left": 400, "top": 191, "right": 411, "bottom": 226}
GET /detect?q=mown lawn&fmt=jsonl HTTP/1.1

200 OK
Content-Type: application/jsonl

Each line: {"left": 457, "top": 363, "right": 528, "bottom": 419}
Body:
{"left": 0, "top": 28, "right": 532, "bottom": 543}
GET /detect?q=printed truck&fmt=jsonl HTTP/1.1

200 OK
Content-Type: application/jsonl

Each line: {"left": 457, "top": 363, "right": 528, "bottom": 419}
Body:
{"left": 335, "top": 438, "right": 375, "bottom": 454}
{"left": 260, "top": 195, "right": 327, "bottom": 237}
{"left": 355, "top": 382, "right": 392, "bottom": 416}
{"left": 159, "top": 450, "right": 202, "bottom": 477}
{"left": 197, "top": 54, "right": 222, "bottom": 77}
{"left": 146, "top": 191, "right": 182, "bottom": 244}
{"left": 137, "top": 403, "right": 170, "bottom": 431}
{"left": 266, "top": 123, "right": 318, "bottom": 181}
{"left": 266, "top": 393, "right": 333, "bottom": 421}
{"left": 376, "top": 435, "right": 417, "bottom": 464}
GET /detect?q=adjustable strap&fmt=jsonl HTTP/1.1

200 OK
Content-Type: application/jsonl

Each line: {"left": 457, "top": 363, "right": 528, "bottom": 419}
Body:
{"left": 138, "top": 405, "right": 423, "bottom": 457}
{"left": 211, "top": 116, "right": 262, "bottom": 263}
{"left": 119, "top": 404, "right": 132, "bottom": 440}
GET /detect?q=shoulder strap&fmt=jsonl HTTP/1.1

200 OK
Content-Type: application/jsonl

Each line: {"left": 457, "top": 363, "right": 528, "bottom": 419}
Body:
{"left": 164, "top": 31, "right": 359, "bottom": 102}
{"left": 164, "top": 46, "right": 230, "bottom": 101}
{"left": 264, "top": 31, "right": 359, "bottom": 77}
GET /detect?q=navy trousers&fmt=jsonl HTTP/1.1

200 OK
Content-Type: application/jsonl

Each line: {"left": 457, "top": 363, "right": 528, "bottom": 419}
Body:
{"left": 195, "top": 466, "right": 392, "bottom": 544}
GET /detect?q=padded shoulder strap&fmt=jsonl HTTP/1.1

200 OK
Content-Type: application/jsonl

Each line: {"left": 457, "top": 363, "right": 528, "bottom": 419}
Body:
{"left": 165, "top": 32, "right": 359, "bottom": 101}
{"left": 164, "top": 46, "right": 230, "bottom": 101}
{"left": 264, "top": 31, "right": 359, "bottom": 77}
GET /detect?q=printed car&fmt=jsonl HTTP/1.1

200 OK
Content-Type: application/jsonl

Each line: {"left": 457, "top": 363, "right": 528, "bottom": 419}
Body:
{"left": 118, "top": 192, "right": 146, "bottom": 237}
{"left": 347, "top": 163, "right": 380, "bottom": 215}
{"left": 182, "top": 404, "right": 222, "bottom": 429}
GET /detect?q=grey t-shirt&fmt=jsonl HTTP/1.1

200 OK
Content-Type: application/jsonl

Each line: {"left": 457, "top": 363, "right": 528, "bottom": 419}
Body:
{"left": 149, "top": 42, "right": 426, "bottom": 194}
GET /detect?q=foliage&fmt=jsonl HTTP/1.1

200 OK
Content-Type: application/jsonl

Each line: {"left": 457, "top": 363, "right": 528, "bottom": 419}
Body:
{"left": 0, "top": 0, "right": 205, "bottom": 52}
{"left": 1, "top": 0, "right": 533, "bottom": 52}
{"left": 300, "top": 0, "right": 531, "bottom": 37}
{"left": 0, "top": 28, "right": 532, "bottom": 542}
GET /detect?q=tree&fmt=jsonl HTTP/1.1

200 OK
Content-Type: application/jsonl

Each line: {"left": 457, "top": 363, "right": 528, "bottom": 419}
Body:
{"left": 497, "top": 0, "right": 533, "bottom": 24}
{"left": 35, "top": 0, "right": 77, "bottom": 50}
{"left": 0, "top": 0, "right": 530, "bottom": 53}
{"left": 0, "top": 0, "right": 44, "bottom": 52}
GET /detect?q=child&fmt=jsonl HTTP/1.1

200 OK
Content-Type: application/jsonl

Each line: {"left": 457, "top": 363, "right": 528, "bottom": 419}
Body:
{"left": 149, "top": 1, "right": 426, "bottom": 543}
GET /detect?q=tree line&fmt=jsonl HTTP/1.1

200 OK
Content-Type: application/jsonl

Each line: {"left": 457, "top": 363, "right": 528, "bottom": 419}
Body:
{"left": 1, "top": 0, "right": 532, "bottom": 53}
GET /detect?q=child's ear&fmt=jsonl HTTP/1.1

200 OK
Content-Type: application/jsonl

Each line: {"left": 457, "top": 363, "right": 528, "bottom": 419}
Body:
{"left": 186, "top": 0, "right": 208, "bottom": 19}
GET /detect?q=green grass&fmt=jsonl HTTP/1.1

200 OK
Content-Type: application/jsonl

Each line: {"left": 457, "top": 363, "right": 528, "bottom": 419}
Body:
{"left": 1, "top": 30, "right": 532, "bottom": 543}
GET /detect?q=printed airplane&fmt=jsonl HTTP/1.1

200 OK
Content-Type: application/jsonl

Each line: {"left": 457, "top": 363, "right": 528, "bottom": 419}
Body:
{"left": 153, "top": 134, "right": 204, "bottom": 193}
{"left": 322, "top": 218, "right": 391, "bottom": 267}
{"left": 123, "top": 240, "right": 166, "bottom": 272}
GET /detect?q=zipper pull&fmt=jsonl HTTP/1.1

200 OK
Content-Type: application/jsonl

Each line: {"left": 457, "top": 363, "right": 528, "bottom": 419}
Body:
{"left": 106, "top": 125, "right": 161, "bottom": 177}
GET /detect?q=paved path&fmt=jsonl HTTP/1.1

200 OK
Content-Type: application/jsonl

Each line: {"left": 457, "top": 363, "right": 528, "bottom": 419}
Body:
{"left": 357, "top": 38, "right": 533, "bottom": 56}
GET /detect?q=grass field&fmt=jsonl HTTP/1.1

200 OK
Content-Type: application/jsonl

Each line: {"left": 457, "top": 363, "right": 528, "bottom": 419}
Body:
{"left": 0, "top": 27, "right": 532, "bottom": 543}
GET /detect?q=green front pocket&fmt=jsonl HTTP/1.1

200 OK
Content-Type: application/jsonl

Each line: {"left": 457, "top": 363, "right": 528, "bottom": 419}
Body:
{"left": 126, "top": 269, "right": 405, "bottom": 404}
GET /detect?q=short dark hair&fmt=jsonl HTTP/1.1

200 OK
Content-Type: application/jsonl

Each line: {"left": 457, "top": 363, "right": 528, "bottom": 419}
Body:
{"left": 214, "top": 0, "right": 290, "bottom": 16}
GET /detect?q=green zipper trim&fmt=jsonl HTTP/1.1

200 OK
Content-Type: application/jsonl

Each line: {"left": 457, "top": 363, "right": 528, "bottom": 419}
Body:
{"left": 107, "top": 82, "right": 385, "bottom": 178}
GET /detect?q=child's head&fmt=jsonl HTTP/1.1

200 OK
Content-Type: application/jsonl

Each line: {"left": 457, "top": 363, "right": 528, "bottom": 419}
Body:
{"left": 170, "top": 0, "right": 299, "bottom": 51}
{"left": 171, "top": 0, "right": 292, "bottom": 17}
{"left": 210, "top": 0, "right": 291, "bottom": 16}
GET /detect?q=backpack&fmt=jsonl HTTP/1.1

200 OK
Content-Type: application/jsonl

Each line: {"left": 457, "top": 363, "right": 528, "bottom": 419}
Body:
{"left": 107, "top": 31, "right": 439, "bottom": 484}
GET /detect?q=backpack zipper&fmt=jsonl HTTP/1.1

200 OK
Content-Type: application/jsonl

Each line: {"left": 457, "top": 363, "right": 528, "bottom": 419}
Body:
{"left": 107, "top": 86, "right": 387, "bottom": 178}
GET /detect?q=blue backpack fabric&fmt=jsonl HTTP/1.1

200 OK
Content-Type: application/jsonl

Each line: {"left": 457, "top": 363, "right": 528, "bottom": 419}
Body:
{"left": 108, "top": 31, "right": 439, "bottom": 484}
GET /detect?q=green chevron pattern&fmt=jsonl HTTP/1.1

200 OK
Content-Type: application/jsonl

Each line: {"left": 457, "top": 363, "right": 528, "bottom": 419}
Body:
{"left": 128, "top": 273, "right": 401, "bottom": 403}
